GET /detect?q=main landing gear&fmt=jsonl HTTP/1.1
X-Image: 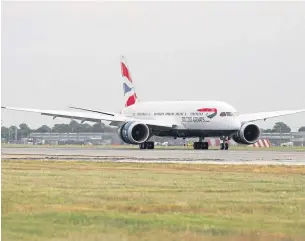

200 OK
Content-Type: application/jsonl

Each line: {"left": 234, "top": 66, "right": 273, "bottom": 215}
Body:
{"left": 139, "top": 141, "right": 155, "bottom": 149}
{"left": 193, "top": 137, "right": 209, "bottom": 150}
{"left": 193, "top": 141, "right": 209, "bottom": 150}
{"left": 220, "top": 136, "right": 229, "bottom": 150}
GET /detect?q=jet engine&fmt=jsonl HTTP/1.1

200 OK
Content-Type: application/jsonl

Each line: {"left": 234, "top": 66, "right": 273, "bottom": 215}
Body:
{"left": 118, "top": 121, "right": 150, "bottom": 144}
{"left": 232, "top": 122, "right": 261, "bottom": 145}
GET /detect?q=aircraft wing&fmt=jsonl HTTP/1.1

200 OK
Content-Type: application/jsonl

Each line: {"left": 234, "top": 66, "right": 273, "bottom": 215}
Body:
{"left": 238, "top": 109, "right": 305, "bottom": 123}
{"left": 1, "top": 106, "right": 176, "bottom": 129}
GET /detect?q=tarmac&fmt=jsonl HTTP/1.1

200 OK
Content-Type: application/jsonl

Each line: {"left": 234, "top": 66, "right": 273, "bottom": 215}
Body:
{"left": 2, "top": 147, "right": 305, "bottom": 165}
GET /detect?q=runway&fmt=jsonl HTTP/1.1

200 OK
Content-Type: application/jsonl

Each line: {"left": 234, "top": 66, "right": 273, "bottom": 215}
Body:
{"left": 2, "top": 147, "right": 305, "bottom": 165}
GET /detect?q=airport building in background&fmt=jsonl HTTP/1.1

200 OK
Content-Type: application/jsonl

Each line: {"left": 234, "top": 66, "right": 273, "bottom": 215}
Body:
{"left": 10, "top": 131, "right": 303, "bottom": 147}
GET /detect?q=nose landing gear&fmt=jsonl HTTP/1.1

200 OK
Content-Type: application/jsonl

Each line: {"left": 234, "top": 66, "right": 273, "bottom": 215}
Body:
{"left": 220, "top": 136, "right": 229, "bottom": 150}
{"left": 220, "top": 142, "right": 229, "bottom": 150}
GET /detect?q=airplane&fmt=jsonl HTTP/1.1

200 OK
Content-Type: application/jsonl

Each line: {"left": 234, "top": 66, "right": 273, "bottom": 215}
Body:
{"left": 2, "top": 56, "right": 305, "bottom": 150}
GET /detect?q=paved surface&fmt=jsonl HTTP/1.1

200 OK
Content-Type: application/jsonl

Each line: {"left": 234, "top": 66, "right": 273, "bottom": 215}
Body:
{"left": 1, "top": 148, "right": 305, "bottom": 165}
{"left": 2, "top": 147, "right": 305, "bottom": 165}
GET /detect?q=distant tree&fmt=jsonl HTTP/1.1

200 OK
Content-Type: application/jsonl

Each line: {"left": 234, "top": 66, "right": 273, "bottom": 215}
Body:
{"left": 9, "top": 125, "right": 19, "bottom": 140}
{"left": 104, "top": 126, "right": 118, "bottom": 133}
{"left": 92, "top": 123, "right": 105, "bottom": 133}
{"left": 52, "top": 122, "right": 98, "bottom": 133}
{"left": 272, "top": 122, "right": 291, "bottom": 133}
{"left": 19, "top": 123, "right": 32, "bottom": 138}
{"left": 1, "top": 126, "right": 9, "bottom": 141}
{"left": 298, "top": 126, "right": 305, "bottom": 132}
{"left": 69, "top": 120, "right": 81, "bottom": 132}
{"left": 71, "top": 120, "right": 95, "bottom": 132}
{"left": 80, "top": 123, "right": 93, "bottom": 132}
{"left": 2, "top": 121, "right": 119, "bottom": 136}
{"left": 52, "top": 124, "right": 72, "bottom": 133}
{"left": 36, "top": 125, "right": 52, "bottom": 133}
{"left": 262, "top": 128, "right": 273, "bottom": 133}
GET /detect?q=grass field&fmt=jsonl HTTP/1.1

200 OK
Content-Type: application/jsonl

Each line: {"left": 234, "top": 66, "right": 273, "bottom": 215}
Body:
{"left": 2, "top": 160, "right": 305, "bottom": 241}
{"left": 2, "top": 143, "right": 305, "bottom": 151}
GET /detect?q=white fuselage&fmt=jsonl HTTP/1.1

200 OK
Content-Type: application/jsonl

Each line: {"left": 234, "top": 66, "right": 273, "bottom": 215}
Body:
{"left": 121, "top": 101, "right": 241, "bottom": 132}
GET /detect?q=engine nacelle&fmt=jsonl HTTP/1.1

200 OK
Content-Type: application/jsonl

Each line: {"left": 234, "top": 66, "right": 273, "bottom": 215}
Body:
{"left": 118, "top": 121, "right": 150, "bottom": 144}
{"left": 232, "top": 122, "right": 261, "bottom": 145}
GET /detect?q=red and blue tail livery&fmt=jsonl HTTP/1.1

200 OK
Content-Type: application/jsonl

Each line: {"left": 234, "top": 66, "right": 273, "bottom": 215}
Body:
{"left": 121, "top": 56, "right": 138, "bottom": 107}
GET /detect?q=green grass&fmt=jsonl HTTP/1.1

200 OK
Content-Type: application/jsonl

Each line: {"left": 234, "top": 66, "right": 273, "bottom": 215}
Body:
{"left": 2, "top": 143, "right": 305, "bottom": 151}
{"left": 2, "top": 160, "right": 305, "bottom": 241}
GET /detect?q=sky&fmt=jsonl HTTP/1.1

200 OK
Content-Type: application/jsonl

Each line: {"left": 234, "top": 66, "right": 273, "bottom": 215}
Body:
{"left": 1, "top": 1, "right": 305, "bottom": 131}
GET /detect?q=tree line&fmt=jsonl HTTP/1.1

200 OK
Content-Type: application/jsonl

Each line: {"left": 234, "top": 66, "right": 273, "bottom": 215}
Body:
{"left": 1, "top": 120, "right": 118, "bottom": 141}
{"left": 1, "top": 120, "right": 305, "bottom": 141}
{"left": 261, "top": 122, "right": 305, "bottom": 133}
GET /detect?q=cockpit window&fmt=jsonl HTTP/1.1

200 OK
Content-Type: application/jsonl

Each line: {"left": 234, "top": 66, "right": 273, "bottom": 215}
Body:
{"left": 220, "top": 112, "right": 226, "bottom": 117}
{"left": 226, "top": 112, "right": 233, "bottom": 116}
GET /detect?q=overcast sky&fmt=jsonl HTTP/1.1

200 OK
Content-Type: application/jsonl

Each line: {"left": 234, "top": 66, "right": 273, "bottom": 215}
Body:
{"left": 1, "top": 1, "right": 305, "bottom": 130}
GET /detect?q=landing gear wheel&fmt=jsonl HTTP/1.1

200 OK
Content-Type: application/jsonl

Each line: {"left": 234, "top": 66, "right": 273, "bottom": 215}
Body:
{"left": 193, "top": 142, "right": 198, "bottom": 150}
{"left": 147, "top": 141, "right": 155, "bottom": 149}
{"left": 139, "top": 142, "right": 147, "bottom": 149}
{"left": 199, "top": 142, "right": 204, "bottom": 149}
{"left": 220, "top": 142, "right": 229, "bottom": 150}
{"left": 224, "top": 143, "right": 229, "bottom": 150}
{"left": 139, "top": 141, "right": 154, "bottom": 150}
{"left": 202, "top": 142, "right": 209, "bottom": 150}
{"left": 193, "top": 141, "right": 209, "bottom": 150}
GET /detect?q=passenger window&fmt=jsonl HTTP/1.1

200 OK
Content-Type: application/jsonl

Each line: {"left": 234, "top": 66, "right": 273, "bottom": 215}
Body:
{"left": 226, "top": 112, "right": 233, "bottom": 116}
{"left": 220, "top": 112, "right": 226, "bottom": 117}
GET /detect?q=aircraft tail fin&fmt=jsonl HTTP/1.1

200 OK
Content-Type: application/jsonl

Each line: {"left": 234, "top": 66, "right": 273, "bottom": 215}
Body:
{"left": 121, "top": 56, "right": 138, "bottom": 107}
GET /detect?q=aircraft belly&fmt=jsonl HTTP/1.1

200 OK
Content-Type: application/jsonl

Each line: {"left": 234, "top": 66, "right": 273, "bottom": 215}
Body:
{"left": 154, "top": 129, "right": 239, "bottom": 138}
